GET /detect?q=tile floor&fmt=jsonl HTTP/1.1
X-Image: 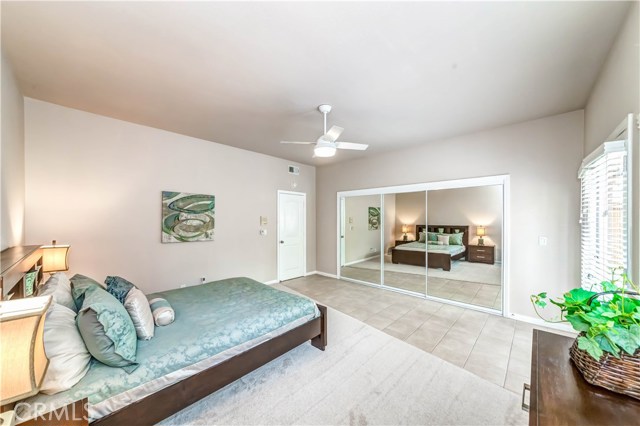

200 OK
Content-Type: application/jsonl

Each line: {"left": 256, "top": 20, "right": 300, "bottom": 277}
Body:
{"left": 282, "top": 274, "right": 575, "bottom": 394}
{"left": 340, "top": 266, "right": 502, "bottom": 309}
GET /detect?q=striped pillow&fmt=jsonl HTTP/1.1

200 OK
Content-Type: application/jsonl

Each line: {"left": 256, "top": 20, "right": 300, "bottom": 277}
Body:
{"left": 148, "top": 297, "right": 175, "bottom": 326}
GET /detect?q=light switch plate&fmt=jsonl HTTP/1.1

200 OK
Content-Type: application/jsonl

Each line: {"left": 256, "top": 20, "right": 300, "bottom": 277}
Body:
{"left": 538, "top": 236, "right": 548, "bottom": 246}
{"left": 260, "top": 216, "right": 268, "bottom": 225}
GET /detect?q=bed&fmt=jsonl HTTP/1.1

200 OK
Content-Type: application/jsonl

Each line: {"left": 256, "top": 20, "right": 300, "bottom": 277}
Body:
{"left": 0, "top": 252, "right": 327, "bottom": 426}
{"left": 391, "top": 225, "right": 468, "bottom": 271}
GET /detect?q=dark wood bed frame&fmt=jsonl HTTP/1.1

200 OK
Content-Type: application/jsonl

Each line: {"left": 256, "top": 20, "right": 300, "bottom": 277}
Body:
{"left": 391, "top": 225, "right": 469, "bottom": 271}
{"left": 93, "top": 304, "right": 327, "bottom": 425}
{"left": 0, "top": 245, "right": 328, "bottom": 426}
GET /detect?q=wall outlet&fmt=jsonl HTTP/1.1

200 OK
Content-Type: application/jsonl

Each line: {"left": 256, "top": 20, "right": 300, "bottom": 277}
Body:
{"left": 538, "top": 236, "right": 548, "bottom": 246}
{"left": 200, "top": 277, "right": 206, "bottom": 284}
{"left": 259, "top": 228, "right": 267, "bottom": 236}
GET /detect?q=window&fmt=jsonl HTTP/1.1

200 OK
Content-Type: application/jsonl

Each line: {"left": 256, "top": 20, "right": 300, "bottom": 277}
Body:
{"left": 579, "top": 140, "right": 628, "bottom": 289}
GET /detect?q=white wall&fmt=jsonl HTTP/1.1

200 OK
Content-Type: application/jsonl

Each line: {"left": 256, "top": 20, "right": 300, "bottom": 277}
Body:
{"left": 24, "top": 99, "right": 316, "bottom": 293}
{"left": 383, "top": 193, "right": 396, "bottom": 254}
{"left": 584, "top": 2, "right": 639, "bottom": 283}
{"left": 344, "top": 194, "right": 381, "bottom": 264}
{"left": 394, "top": 191, "right": 426, "bottom": 241}
{"left": 317, "top": 110, "right": 584, "bottom": 319}
{"left": 1, "top": 53, "right": 25, "bottom": 250}
{"left": 427, "top": 185, "right": 503, "bottom": 260}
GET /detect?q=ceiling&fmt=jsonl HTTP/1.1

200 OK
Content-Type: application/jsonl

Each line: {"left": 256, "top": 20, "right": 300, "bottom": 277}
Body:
{"left": 1, "top": 1, "right": 630, "bottom": 165}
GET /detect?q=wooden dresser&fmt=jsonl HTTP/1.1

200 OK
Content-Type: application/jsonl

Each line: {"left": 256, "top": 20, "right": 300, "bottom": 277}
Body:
{"left": 467, "top": 244, "right": 495, "bottom": 264}
{"left": 528, "top": 330, "right": 640, "bottom": 425}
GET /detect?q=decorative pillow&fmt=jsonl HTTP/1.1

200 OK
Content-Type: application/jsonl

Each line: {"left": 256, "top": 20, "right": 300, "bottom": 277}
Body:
{"left": 37, "top": 272, "right": 76, "bottom": 312}
{"left": 70, "top": 274, "right": 103, "bottom": 311}
{"left": 418, "top": 232, "right": 426, "bottom": 243}
{"left": 437, "top": 235, "right": 450, "bottom": 245}
{"left": 427, "top": 232, "right": 438, "bottom": 242}
{"left": 40, "top": 304, "right": 91, "bottom": 394}
{"left": 105, "top": 276, "right": 136, "bottom": 304}
{"left": 124, "top": 288, "right": 155, "bottom": 340}
{"left": 449, "top": 232, "right": 464, "bottom": 246}
{"left": 149, "top": 298, "right": 175, "bottom": 326}
{"left": 76, "top": 285, "right": 138, "bottom": 371}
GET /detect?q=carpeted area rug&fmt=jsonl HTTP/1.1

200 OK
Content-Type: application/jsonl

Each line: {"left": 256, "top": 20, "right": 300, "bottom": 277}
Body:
{"left": 160, "top": 307, "right": 526, "bottom": 425}
{"left": 352, "top": 256, "right": 502, "bottom": 286}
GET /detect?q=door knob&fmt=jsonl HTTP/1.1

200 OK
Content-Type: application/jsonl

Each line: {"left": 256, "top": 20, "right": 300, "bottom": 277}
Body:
{"left": 280, "top": 240, "right": 284, "bottom": 244}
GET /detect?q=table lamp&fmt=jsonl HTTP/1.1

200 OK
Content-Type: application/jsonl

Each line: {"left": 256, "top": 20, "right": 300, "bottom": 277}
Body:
{"left": 476, "top": 226, "right": 486, "bottom": 246}
{"left": 0, "top": 296, "right": 52, "bottom": 426}
{"left": 401, "top": 225, "right": 409, "bottom": 241}
{"left": 42, "top": 240, "right": 70, "bottom": 274}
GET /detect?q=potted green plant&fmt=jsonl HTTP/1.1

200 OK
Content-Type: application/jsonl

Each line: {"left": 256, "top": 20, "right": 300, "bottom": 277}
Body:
{"left": 531, "top": 269, "right": 640, "bottom": 399}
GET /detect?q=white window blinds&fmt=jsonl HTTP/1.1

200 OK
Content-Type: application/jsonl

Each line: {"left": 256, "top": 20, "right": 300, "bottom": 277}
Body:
{"left": 579, "top": 140, "right": 628, "bottom": 289}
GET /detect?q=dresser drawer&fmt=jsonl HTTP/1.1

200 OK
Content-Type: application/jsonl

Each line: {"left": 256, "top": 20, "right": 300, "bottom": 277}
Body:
{"left": 467, "top": 245, "right": 495, "bottom": 264}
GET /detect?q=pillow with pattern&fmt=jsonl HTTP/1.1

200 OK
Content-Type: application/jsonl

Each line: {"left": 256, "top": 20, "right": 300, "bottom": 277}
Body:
{"left": 105, "top": 276, "right": 136, "bottom": 304}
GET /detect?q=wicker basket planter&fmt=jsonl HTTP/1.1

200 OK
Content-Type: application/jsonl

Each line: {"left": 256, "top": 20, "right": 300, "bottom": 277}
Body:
{"left": 570, "top": 336, "right": 640, "bottom": 400}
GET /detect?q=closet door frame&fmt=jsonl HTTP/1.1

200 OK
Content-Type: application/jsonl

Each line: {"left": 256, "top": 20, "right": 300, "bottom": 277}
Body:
{"left": 336, "top": 174, "right": 511, "bottom": 317}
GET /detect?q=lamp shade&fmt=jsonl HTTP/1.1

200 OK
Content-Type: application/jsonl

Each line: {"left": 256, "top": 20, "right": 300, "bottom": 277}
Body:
{"left": 476, "top": 226, "right": 486, "bottom": 237}
{"left": 401, "top": 225, "right": 409, "bottom": 234}
{"left": 0, "top": 295, "right": 52, "bottom": 405}
{"left": 42, "top": 241, "right": 70, "bottom": 273}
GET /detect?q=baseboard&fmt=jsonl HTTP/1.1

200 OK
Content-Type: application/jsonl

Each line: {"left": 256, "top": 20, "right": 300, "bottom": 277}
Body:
{"left": 305, "top": 271, "right": 317, "bottom": 276}
{"left": 264, "top": 279, "right": 279, "bottom": 285}
{"left": 313, "top": 271, "right": 338, "bottom": 279}
{"left": 344, "top": 255, "right": 380, "bottom": 267}
{"left": 508, "top": 313, "right": 576, "bottom": 334}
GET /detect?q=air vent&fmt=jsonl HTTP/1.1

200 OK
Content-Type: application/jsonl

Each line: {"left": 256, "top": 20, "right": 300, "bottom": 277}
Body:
{"left": 288, "top": 165, "right": 300, "bottom": 175}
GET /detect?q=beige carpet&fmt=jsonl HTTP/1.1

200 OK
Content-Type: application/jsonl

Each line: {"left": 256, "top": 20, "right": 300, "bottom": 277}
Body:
{"left": 161, "top": 307, "right": 526, "bottom": 425}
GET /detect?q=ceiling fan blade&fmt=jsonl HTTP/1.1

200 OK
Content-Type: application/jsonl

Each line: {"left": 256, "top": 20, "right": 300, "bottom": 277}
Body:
{"left": 324, "top": 125, "right": 344, "bottom": 142}
{"left": 280, "top": 141, "right": 315, "bottom": 145}
{"left": 336, "top": 142, "right": 368, "bottom": 151}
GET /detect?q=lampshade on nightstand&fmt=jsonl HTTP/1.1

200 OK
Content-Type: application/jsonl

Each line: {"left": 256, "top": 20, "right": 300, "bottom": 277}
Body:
{"left": 42, "top": 240, "right": 70, "bottom": 273}
{"left": 0, "top": 295, "right": 52, "bottom": 425}
{"left": 401, "top": 225, "right": 409, "bottom": 241}
{"left": 476, "top": 226, "right": 487, "bottom": 246}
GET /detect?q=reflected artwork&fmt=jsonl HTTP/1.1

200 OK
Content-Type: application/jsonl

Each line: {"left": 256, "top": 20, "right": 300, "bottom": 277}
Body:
{"left": 368, "top": 207, "right": 380, "bottom": 230}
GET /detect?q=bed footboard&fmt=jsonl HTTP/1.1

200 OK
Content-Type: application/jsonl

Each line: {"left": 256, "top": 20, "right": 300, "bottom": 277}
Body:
{"left": 92, "top": 304, "right": 327, "bottom": 425}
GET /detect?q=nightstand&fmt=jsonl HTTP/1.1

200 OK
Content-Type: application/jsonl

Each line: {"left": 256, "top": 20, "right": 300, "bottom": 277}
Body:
{"left": 395, "top": 240, "right": 415, "bottom": 246}
{"left": 467, "top": 244, "right": 495, "bottom": 264}
{"left": 18, "top": 398, "right": 88, "bottom": 426}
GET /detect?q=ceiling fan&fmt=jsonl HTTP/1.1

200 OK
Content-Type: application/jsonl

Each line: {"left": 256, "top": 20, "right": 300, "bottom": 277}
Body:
{"left": 281, "top": 105, "right": 368, "bottom": 158}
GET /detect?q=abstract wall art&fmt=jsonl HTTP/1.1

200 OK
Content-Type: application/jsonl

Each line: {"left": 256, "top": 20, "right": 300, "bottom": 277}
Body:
{"left": 368, "top": 207, "right": 380, "bottom": 231}
{"left": 162, "top": 191, "right": 215, "bottom": 243}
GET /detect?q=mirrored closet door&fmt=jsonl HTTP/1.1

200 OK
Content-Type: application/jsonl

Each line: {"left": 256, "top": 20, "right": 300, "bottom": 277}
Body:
{"left": 383, "top": 191, "right": 427, "bottom": 296}
{"left": 340, "top": 194, "right": 382, "bottom": 286}
{"left": 425, "top": 185, "right": 503, "bottom": 310}
{"left": 338, "top": 176, "right": 506, "bottom": 314}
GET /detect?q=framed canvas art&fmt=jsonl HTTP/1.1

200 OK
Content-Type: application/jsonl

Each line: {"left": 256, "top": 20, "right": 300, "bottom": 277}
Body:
{"left": 162, "top": 191, "right": 215, "bottom": 243}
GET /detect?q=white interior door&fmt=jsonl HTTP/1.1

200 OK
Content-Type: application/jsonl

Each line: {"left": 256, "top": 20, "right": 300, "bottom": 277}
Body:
{"left": 278, "top": 191, "right": 306, "bottom": 281}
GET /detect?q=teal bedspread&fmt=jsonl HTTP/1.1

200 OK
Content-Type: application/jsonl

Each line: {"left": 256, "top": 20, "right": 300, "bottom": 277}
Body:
{"left": 19, "top": 277, "right": 319, "bottom": 421}
{"left": 396, "top": 241, "right": 466, "bottom": 256}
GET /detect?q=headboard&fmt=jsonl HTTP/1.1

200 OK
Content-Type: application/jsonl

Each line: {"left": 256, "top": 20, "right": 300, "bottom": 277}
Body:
{"left": 417, "top": 225, "right": 470, "bottom": 247}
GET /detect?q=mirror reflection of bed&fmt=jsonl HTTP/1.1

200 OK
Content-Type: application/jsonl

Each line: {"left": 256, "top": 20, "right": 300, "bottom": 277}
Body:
{"left": 340, "top": 184, "right": 503, "bottom": 312}
{"left": 424, "top": 185, "right": 503, "bottom": 310}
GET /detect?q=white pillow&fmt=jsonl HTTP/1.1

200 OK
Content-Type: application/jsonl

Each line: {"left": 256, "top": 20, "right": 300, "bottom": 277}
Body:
{"left": 124, "top": 288, "right": 155, "bottom": 340}
{"left": 437, "top": 235, "right": 450, "bottom": 245}
{"left": 40, "top": 304, "right": 91, "bottom": 395}
{"left": 37, "top": 272, "right": 76, "bottom": 312}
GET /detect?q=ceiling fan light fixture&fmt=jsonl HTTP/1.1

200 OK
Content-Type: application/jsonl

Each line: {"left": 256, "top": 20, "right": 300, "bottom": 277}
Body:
{"left": 314, "top": 145, "right": 337, "bottom": 157}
